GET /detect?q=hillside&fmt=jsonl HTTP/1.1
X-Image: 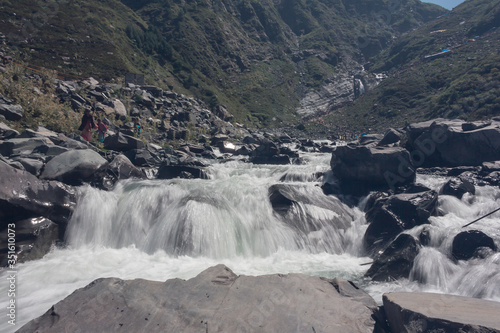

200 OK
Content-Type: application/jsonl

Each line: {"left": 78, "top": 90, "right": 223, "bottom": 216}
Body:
{"left": 322, "top": 0, "right": 500, "bottom": 134}
{"left": 0, "top": 0, "right": 445, "bottom": 128}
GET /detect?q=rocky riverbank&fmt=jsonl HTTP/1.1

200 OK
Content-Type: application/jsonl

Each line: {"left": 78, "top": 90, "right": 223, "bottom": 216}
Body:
{"left": 2, "top": 73, "right": 500, "bottom": 331}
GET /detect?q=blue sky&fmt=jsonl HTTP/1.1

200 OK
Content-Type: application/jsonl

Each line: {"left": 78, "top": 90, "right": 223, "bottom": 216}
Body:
{"left": 423, "top": 0, "right": 465, "bottom": 10}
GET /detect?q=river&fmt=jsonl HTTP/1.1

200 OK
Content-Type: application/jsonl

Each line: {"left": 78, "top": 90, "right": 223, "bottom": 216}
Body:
{"left": 1, "top": 151, "right": 499, "bottom": 332}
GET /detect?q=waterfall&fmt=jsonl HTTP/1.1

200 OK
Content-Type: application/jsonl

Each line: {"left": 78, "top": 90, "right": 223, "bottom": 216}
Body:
{"left": 1, "top": 153, "right": 500, "bottom": 333}
{"left": 66, "top": 154, "right": 364, "bottom": 258}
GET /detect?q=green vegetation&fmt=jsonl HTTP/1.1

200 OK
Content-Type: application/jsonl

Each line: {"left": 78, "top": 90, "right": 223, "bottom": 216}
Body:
{"left": 0, "top": 64, "right": 80, "bottom": 133}
{"left": 323, "top": 0, "right": 500, "bottom": 133}
{"left": 0, "top": 0, "right": 446, "bottom": 129}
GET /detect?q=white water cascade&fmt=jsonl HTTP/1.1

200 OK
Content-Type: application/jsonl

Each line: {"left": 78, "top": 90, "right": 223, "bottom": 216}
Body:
{"left": 1, "top": 152, "right": 500, "bottom": 332}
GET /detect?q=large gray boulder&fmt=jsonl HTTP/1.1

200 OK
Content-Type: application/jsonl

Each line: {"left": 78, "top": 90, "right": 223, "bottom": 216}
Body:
{"left": 330, "top": 145, "right": 415, "bottom": 195}
{"left": 0, "top": 161, "right": 76, "bottom": 228}
{"left": 41, "top": 149, "right": 107, "bottom": 185}
{"left": 406, "top": 118, "right": 500, "bottom": 167}
{"left": 0, "top": 137, "right": 54, "bottom": 157}
{"left": 18, "top": 265, "right": 379, "bottom": 333}
{"left": 383, "top": 292, "right": 500, "bottom": 332}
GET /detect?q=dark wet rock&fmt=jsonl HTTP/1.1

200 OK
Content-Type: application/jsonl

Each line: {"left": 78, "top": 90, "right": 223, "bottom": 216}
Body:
{"left": 440, "top": 177, "right": 475, "bottom": 199}
{"left": 406, "top": 119, "right": 500, "bottom": 167}
{"left": 363, "top": 190, "right": 438, "bottom": 256}
{"left": 483, "top": 171, "right": 500, "bottom": 186}
{"left": 269, "top": 183, "right": 353, "bottom": 235}
{"left": 0, "top": 217, "right": 58, "bottom": 266}
{"left": 40, "top": 149, "right": 107, "bottom": 185}
{"left": 0, "top": 122, "right": 19, "bottom": 139}
{"left": 462, "top": 120, "right": 491, "bottom": 132}
{"left": 157, "top": 157, "right": 208, "bottom": 180}
{"left": 18, "top": 265, "right": 378, "bottom": 333}
{"left": 91, "top": 154, "right": 145, "bottom": 191}
{"left": 419, "top": 226, "right": 431, "bottom": 246}
{"left": 0, "top": 103, "right": 23, "bottom": 121}
{"left": 0, "top": 161, "right": 76, "bottom": 228}
{"left": 452, "top": 230, "right": 497, "bottom": 261}
{"left": 378, "top": 128, "right": 403, "bottom": 146}
{"left": 330, "top": 145, "right": 416, "bottom": 196}
{"left": 383, "top": 292, "right": 500, "bottom": 333}
{"left": 104, "top": 132, "right": 144, "bottom": 151}
{"left": 365, "top": 234, "right": 420, "bottom": 281}
{"left": 446, "top": 166, "right": 480, "bottom": 177}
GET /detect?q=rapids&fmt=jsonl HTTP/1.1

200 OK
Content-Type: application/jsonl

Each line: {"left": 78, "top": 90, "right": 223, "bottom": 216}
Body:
{"left": 1, "top": 152, "right": 499, "bottom": 332}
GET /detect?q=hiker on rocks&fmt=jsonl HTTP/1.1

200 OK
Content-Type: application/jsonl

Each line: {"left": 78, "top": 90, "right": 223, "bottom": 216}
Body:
{"left": 133, "top": 117, "right": 141, "bottom": 136}
{"left": 97, "top": 118, "right": 108, "bottom": 143}
{"left": 78, "top": 109, "right": 96, "bottom": 142}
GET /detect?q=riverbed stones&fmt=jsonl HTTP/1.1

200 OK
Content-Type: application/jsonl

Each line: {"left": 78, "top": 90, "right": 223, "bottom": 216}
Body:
{"left": 383, "top": 292, "right": 500, "bottom": 333}
{"left": 0, "top": 161, "right": 76, "bottom": 227}
{"left": 405, "top": 118, "right": 500, "bottom": 167}
{"left": 365, "top": 234, "right": 420, "bottom": 281}
{"left": 452, "top": 230, "right": 497, "bottom": 261}
{"left": 40, "top": 149, "right": 107, "bottom": 185}
{"left": 17, "top": 265, "right": 378, "bottom": 333}
{"left": 363, "top": 190, "right": 438, "bottom": 255}
{"left": 440, "top": 177, "right": 475, "bottom": 199}
{"left": 330, "top": 145, "right": 415, "bottom": 195}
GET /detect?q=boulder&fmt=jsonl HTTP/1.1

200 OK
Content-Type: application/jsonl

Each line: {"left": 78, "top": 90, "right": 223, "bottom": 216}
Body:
{"left": 157, "top": 164, "right": 208, "bottom": 180}
{"left": 112, "top": 99, "right": 127, "bottom": 119}
{"left": 123, "top": 149, "right": 157, "bottom": 167}
{"left": 383, "top": 292, "right": 500, "bottom": 333}
{"left": 0, "top": 137, "right": 54, "bottom": 157}
{"left": 0, "top": 161, "right": 76, "bottom": 228}
{"left": 269, "top": 184, "right": 353, "bottom": 233}
{"left": 440, "top": 177, "right": 475, "bottom": 199}
{"left": 0, "top": 217, "right": 58, "bottom": 266}
{"left": 104, "top": 132, "right": 145, "bottom": 151}
{"left": 12, "top": 157, "right": 44, "bottom": 176}
{"left": 40, "top": 149, "right": 107, "bottom": 185}
{"left": 365, "top": 234, "right": 420, "bottom": 281}
{"left": 378, "top": 128, "right": 403, "bottom": 146}
{"left": 452, "top": 230, "right": 497, "bottom": 261}
{"left": 0, "top": 122, "right": 19, "bottom": 139}
{"left": 405, "top": 118, "right": 500, "bottom": 167}
{"left": 331, "top": 145, "right": 416, "bottom": 195}
{"left": 18, "top": 265, "right": 378, "bottom": 333}
{"left": 91, "top": 154, "right": 145, "bottom": 191}
{"left": 363, "top": 190, "right": 438, "bottom": 255}
{"left": 0, "top": 103, "right": 24, "bottom": 121}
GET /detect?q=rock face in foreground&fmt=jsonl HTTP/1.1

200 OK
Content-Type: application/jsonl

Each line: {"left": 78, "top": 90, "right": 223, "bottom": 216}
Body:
{"left": 383, "top": 292, "right": 500, "bottom": 333}
{"left": 18, "top": 265, "right": 379, "bottom": 333}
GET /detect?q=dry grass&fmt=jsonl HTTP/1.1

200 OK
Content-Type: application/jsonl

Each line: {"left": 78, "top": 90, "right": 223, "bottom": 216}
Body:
{"left": 0, "top": 64, "right": 80, "bottom": 134}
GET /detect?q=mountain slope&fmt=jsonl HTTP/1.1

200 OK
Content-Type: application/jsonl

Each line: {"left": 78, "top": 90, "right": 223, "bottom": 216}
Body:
{"left": 323, "top": 0, "right": 500, "bottom": 133}
{"left": 0, "top": 0, "right": 446, "bottom": 126}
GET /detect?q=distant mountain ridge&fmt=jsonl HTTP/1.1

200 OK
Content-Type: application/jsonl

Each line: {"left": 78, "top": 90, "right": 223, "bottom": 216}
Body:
{"left": 0, "top": 0, "right": 446, "bottom": 128}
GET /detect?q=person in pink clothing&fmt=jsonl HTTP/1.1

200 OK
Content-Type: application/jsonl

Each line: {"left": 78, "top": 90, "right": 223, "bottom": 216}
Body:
{"left": 97, "top": 118, "right": 108, "bottom": 143}
{"left": 78, "top": 109, "right": 96, "bottom": 142}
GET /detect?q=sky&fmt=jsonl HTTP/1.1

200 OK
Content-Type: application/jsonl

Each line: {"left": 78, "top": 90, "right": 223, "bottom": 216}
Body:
{"left": 422, "top": 0, "right": 465, "bottom": 10}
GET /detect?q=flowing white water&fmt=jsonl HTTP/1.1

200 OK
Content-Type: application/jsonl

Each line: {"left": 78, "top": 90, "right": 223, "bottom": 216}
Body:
{"left": 1, "top": 153, "right": 499, "bottom": 332}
